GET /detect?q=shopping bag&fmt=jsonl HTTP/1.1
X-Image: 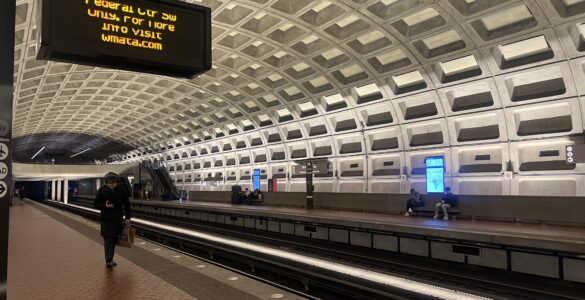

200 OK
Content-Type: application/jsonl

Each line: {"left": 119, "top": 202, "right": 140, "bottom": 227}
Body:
{"left": 117, "top": 223, "right": 135, "bottom": 248}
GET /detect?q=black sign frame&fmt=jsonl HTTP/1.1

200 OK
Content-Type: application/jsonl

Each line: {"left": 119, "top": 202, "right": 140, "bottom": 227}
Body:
{"left": 37, "top": 0, "right": 212, "bottom": 78}
{"left": 566, "top": 144, "right": 585, "bottom": 164}
{"left": 0, "top": 1, "right": 15, "bottom": 299}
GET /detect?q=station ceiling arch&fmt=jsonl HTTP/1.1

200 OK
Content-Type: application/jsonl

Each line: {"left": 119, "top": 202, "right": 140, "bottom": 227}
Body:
{"left": 11, "top": 0, "right": 585, "bottom": 161}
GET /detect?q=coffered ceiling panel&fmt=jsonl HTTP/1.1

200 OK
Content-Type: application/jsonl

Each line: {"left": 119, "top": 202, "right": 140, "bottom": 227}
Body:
{"left": 11, "top": 0, "right": 585, "bottom": 160}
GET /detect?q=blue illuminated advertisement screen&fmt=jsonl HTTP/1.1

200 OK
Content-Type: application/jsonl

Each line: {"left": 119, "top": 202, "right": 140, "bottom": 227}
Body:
{"left": 253, "top": 169, "right": 261, "bottom": 190}
{"left": 426, "top": 156, "right": 444, "bottom": 193}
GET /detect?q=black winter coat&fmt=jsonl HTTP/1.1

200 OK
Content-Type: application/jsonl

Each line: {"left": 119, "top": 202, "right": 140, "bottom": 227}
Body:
{"left": 442, "top": 192, "right": 457, "bottom": 207}
{"left": 94, "top": 185, "right": 131, "bottom": 237}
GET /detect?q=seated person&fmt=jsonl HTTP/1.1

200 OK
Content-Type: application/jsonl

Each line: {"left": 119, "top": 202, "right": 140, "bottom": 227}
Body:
{"left": 250, "top": 189, "right": 263, "bottom": 204}
{"left": 250, "top": 189, "right": 258, "bottom": 200}
{"left": 434, "top": 187, "right": 457, "bottom": 220}
{"left": 404, "top": 189, "right": 423, "bottom": 217}
{"left": 256, "top": 189, "right": 263, "bottom": 201}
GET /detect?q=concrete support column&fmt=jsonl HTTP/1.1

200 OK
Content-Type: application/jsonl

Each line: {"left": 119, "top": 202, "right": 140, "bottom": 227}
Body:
{"left": 63, "top": 179, "right": 68, "bottom": 204}
{"left": 45, "top": 182, "right": 50, "bottom": 199}
{"left": 56, "top": 180, "right": 62, "bottom": 202}
{"left": 51, "top": 180, "right": 56, "bottom": 200}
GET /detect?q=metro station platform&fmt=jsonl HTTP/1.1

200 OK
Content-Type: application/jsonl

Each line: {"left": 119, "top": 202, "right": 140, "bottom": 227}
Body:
{"left": 7, "top": 200, "right": 303, "bottom": 300}
{"left": 134, "top": 199, "right": 585, "bottom": 253}
{"left": 124, "top": 198, "right": 585, "bottom": 284}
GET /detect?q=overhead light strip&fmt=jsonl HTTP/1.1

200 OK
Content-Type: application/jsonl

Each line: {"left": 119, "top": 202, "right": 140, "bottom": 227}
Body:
{"left": 64, "top": 203, "right": 490, "bottom": 300}
{"left": 70, "top": 148, "right": 91, "bottom": 158}
{"left": 31, "top": 146, "right": 45, "bottom": 160}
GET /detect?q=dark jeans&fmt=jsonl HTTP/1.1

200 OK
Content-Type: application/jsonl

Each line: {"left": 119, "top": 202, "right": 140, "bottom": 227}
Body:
{"left": 103, "top": 236, "right": 117, "bottom": 263}
{"left": 406, "top": 200, "right": 422, "bottom": 211}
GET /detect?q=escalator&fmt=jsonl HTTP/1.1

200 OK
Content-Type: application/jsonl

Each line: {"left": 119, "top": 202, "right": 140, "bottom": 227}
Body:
{"left": 141, "top": 160, "right": 179, "bottom": 200}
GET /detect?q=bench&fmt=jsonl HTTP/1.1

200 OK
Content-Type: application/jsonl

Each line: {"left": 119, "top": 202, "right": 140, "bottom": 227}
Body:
{"left": 244, "top": 195, "right": 264, "bottom": 205}
{"left": 411, "top": 206, "right": 461, "bottom": 219}
{"left": 248, "top": 199, "right": 264, "bottom": 205}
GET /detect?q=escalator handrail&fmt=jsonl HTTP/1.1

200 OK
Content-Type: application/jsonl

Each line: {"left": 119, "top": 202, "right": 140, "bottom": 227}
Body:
{"left": 143, "top": 161, "right": 179, "bottom": 199}
{"left": 142, "top": 161, "right": 165, "bottom": 196}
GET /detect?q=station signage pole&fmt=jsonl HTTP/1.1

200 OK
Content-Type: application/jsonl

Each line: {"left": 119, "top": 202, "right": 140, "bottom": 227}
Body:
{"left": 305, "top": 161, "right": 313, "bottom": 209}
{"left": 0, "top": 1, "right": 15, "bottom": 299}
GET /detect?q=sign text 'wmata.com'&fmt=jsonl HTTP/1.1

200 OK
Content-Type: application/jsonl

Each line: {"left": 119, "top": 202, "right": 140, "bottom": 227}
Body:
{"left": 38, "top": 0, "right": 211, "bottom": 78}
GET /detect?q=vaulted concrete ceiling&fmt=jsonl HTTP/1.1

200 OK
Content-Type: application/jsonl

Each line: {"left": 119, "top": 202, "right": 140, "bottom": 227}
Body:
{"left": 12, "top": 0, "right": 585, "bottom": 160}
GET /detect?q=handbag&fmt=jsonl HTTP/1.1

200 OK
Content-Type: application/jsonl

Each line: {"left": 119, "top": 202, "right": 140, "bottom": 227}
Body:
{"left": 117, "top": 222, "right": 135, "bottom": 248}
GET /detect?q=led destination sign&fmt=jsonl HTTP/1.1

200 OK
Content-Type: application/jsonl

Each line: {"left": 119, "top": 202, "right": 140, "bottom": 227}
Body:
{"left": 37, "top": 0, "right": 211, "bottom": 78}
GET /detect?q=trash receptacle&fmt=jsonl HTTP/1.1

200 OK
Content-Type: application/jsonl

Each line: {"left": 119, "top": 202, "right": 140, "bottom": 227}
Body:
{"left": 231, "top": 185, "right": 242, "bottom": 204}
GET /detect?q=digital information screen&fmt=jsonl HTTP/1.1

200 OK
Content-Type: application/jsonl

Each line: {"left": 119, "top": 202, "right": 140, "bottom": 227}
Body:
{"left": 37, "top": 0, "right": 211, "bottom": 78}
{"left": 426, "top": 156, "right": 445, "bottom": 193}
{"left": 253, "top": 169, "right": 261, "bottom": 191}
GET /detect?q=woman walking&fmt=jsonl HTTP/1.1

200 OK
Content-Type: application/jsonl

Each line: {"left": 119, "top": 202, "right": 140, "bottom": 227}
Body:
{"left": 94, "top": 172, "right": 131, "bottom": 268}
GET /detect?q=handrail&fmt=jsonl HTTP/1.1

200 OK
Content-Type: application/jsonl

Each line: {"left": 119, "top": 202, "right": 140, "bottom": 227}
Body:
{"left": 142, "top": 160, "right": 179, "bottom": 199}
{"left": 141, "top": 161, "right": 164, "bottom": 199}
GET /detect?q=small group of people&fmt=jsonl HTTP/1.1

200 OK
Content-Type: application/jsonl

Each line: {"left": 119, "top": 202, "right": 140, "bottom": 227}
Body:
{"left": 10, "top": 185, "right": 25, "bottom": 206}
{"left": 15, "top": 186, "right": 25, "bottom": 203}
{"left": 141, "top": 181, "right": 152, "bottom": 200}
{"left": 241, "top": 188, "right": 263, "bottom": 203}
{"left": 404, "top": 187, "right": 457, "bottom": 220}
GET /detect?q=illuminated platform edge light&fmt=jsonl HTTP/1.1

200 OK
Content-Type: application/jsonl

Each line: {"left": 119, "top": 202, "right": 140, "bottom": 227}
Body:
{"left": 59, "top": 202, "right": 490, "bottom": 300}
